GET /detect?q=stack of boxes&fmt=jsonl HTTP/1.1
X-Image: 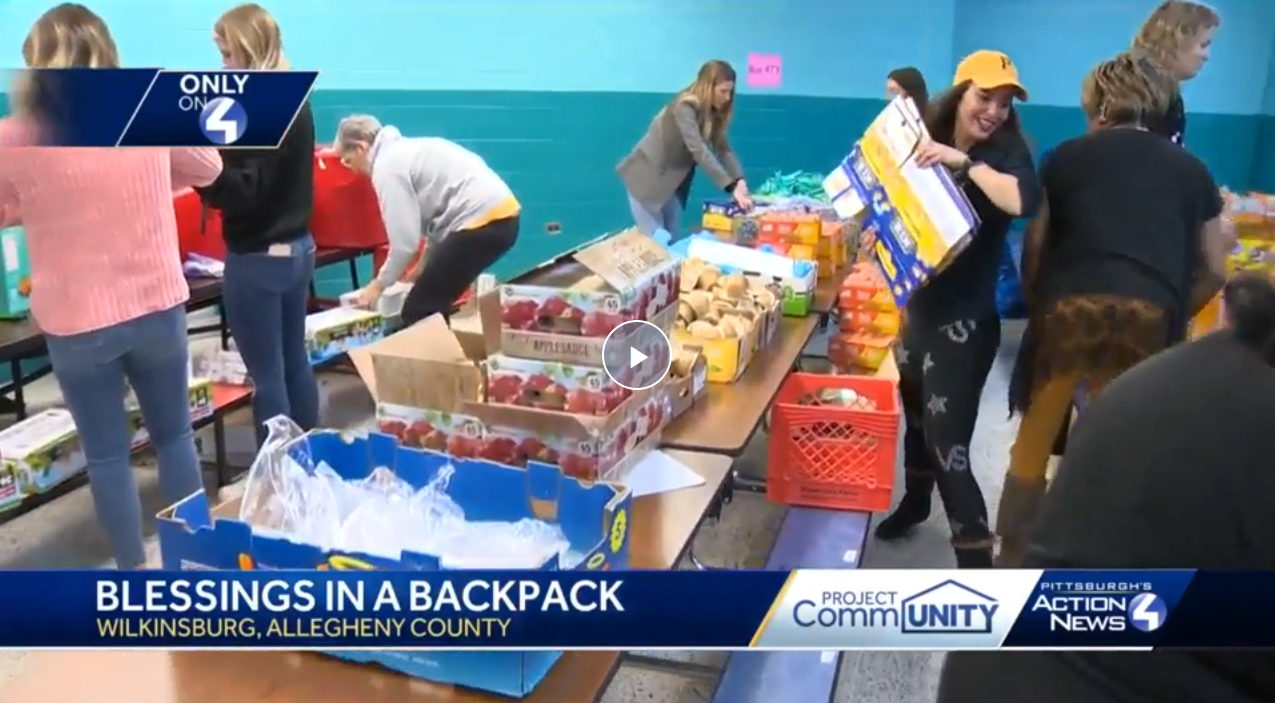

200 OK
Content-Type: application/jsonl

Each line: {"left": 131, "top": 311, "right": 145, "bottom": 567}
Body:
{"left": 829, "top": 263, "right": 900, "bottom": 374}
{"left": 1191, "top": 191, "right": 1275, "bottom": 338}
{"left": 700, "top": 200, "right": 852, "bottom": 281}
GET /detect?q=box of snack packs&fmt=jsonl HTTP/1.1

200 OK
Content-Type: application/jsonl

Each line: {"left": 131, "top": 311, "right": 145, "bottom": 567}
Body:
{"left": 672, "top": 256, "right": 782, "bottom": 382}
{"left": 823, "top": 96, "right": 979, "bottom": 308}
{"left": 0, "top": 409, "right": 86, "bottom": 500}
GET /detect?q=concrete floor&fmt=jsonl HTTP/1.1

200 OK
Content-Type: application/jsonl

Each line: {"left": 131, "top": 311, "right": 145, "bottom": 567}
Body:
{"left": 0, "top": 317, "right": 1026, "bottom": 703}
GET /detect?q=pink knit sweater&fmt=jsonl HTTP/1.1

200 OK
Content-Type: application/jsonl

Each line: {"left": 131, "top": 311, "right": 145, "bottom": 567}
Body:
{"left": 0, "top": 117, "right": 223, "bottom": 336}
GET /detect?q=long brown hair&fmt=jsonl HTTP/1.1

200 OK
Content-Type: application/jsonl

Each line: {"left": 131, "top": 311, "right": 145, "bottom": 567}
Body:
{"left": 215, "top": 3, "right": 288, "bottom": 69}
{"left": 667, "top": 60, "right": 737, "bottom": 151}
{"left": 13, "top": 3, "right": 119, "bottom": 121}
{"left": 925, "top": 81, "right": 1026, "bottom": 151}
{"left": 887, "top": 66, "right": 929, "bottom": 115}
{"left": 1132, "top": 1, "right": 1220, "bottom": 72}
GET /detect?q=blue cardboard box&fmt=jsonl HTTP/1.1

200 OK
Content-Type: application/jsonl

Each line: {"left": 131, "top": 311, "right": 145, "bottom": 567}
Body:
{"left": 0, "top": 227, "right": 31, "bottom": 319}
{"left": 157, "top": 429, "right": 632, "bottom": 697}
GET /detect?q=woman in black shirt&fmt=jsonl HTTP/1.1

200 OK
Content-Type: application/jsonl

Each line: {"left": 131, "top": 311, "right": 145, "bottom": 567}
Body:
{"left": 939, "top": 273, "right": 1275, "bottom": 703}
{"left": 996, "top": 53, "right": 1228, "bottom": 566}
{"left": 195, "top": 5, "right": 320, "bottom": 447}
{"left": 872, "top": 51, "right": 1041, "bottom": 569}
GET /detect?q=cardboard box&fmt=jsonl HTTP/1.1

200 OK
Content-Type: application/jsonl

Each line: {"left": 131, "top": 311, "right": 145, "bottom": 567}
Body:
{"left": 348, "top": 316, "right": 669, "bottom": 483}
{"left": 681, "top": 236, "right": 817, "bottom": 316}
{"left": 499, "top": 229, "right": 679, "bottom": 364}
{"left": 0, "top": 227, "right": 30, "bottom": 320}
{"left": 127, "top": 378, "right": 215, "bottom": 450}
{"left": 156, "top": 429, "right": 632, "bottom": 698}
{"left": 486, "top": 353, "right": 651, "bottom": 415}
{"left": 666, "top": 347, "right": 707, "bottom": 419}
{"left": 758, "top": 212, "right": 822, "bottom": 246}
{"left": 338, "top": 281, "right": 412, "bottom": 319}
{"left": 838, "top": 264, "right": 896, "bottom": 312}
{"left": 304, "top": 307, "right": 386, "bottom": 364}
{"left": 0, "top": 409, "right": 86, "bottom": 496}
{"left": 828, "top": 331, "right": 895, "bottom": 373}
{"left": 823, "top": 98, "right": 979, "bottom": 308}
{"left": 838, "top": 308, "right": 901, "bottom": 336}
{"left": 673, "top": 314, "right": 762, "bottom": 383}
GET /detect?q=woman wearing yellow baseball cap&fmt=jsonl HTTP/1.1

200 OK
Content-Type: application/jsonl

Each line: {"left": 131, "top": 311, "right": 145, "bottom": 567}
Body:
{"left": 873, "top": 50, "right": 1041, "bottom": 570}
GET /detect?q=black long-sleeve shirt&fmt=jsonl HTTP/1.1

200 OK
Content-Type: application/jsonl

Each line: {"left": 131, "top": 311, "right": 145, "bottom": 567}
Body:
{"left": 195, "top": 102, "right": 315, "bottom": 253}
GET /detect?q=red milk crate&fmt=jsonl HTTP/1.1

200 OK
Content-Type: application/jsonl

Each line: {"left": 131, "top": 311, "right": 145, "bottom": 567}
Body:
{"left": 767, "top": 373, "right": 900, "bottom": 512}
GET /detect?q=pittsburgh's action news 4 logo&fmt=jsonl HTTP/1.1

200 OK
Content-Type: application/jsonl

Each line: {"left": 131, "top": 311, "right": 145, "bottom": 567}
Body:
{"left": 198, "top": 97, "right": 249, "bottom": 146}
{"left": 1030, "top": 582, "right": 1167, "bottom": 633}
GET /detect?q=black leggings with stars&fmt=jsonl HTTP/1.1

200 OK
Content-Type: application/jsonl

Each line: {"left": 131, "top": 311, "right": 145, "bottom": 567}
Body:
{"left": 877, "top": 311, "right": 1001, "bottom": 567}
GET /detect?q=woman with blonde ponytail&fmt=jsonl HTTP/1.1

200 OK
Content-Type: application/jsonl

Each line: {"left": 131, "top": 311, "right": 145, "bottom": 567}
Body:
{"left": 194, "top": 3, "right": 320, "bottom": 449}
{"left": 0, "top": 4, "right": 222, "bottom": 569}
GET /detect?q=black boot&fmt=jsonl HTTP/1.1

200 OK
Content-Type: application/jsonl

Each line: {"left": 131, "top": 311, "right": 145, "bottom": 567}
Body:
{"left": 954, "top": 544, "right": 994, "bottom": 569}
{"left": 874, "top": 469, "right": 933, "bottom": 541}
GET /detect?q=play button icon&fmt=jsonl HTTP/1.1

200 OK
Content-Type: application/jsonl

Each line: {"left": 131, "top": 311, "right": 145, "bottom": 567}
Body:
{"left": 602, "top": 320, "right": 672, "bottom": 391}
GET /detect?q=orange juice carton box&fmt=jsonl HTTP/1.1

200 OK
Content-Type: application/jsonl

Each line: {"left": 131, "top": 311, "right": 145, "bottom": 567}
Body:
{"left": 828, "top": 331, "right": 895, "bottom": 373}
{"left": 838, "top": 308, "right": 902, "bottom": 336}
{"left": 838, "top": 264, "right": 895, "bottom": 313}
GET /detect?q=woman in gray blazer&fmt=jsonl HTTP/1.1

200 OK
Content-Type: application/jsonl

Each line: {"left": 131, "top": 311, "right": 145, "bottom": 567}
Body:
{"left": 618, "top": 60, "right": 753, "bottom": 239}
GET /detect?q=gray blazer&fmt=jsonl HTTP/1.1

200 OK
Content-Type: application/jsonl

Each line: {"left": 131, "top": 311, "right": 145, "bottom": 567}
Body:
{"left": 618, "top": 100, "right": 744, "bottom": 211}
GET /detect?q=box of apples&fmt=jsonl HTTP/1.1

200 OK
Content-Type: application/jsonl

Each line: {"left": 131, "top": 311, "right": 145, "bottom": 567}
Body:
{"left": 348, "top": 311, "right": 670, "bottom": 484}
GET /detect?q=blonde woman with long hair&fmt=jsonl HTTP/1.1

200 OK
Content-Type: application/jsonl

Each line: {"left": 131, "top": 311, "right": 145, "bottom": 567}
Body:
{"left": 1132, "top": 1, "right": 1220, "bottom": 145}
{"left": 618, "top": 60, "right": 751, "bottom": 239}
{"left": 0, "top": 3, "right": 222, "bottom": 569}
{"left": 995, "top": 53, "right": 1229, "bottom": 569}
{"left": 193, "top": 3, "right": 320, "bottom": 448}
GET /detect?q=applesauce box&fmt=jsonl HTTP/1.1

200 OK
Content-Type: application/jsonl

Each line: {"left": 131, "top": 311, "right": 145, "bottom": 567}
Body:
{"left": 499, "top": 229, "right": 680, "bottom": 365}
{"left": 0, "top": 408, "right": 87, "bottom": 499}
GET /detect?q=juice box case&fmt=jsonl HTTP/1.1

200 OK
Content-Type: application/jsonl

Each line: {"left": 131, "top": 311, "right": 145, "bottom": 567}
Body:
{"left": 304, "top": 307, "right": 385, "bottom": 363}
{"left": 0, "top": 227, "right": 31, "bottom": 320}
{"left": 0, "top": 409, "right": 87, "bottom": 495}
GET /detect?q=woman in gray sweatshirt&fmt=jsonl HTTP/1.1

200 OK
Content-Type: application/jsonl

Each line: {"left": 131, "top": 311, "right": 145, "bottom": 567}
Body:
{"left": 336, "top": 115, "right": 519, "bottom": 326}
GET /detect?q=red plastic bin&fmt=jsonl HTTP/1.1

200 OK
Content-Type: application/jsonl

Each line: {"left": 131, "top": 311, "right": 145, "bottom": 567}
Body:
{"left": 766, "top": 372, "right": 901, "bottom": 512}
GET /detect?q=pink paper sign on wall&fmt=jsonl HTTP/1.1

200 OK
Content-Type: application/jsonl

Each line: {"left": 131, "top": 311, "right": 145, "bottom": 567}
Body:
{"left": 747, "top": 53, "right": 782, "bottom": 88}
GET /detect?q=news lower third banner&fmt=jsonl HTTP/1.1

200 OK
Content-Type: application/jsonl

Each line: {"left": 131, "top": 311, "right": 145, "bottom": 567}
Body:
{"left": 15, "top": 69, "right": 318, "bottom": 148}
{"left": 0, "top": 570, "right": 1272, "bottom": 650}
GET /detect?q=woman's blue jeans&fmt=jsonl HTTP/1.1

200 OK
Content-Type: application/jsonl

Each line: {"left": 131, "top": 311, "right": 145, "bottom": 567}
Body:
{"left": 45, "top": 304, "right": 203, "bottom": 569}
{"left": 222, "top": 234, "right": 320, "bottom": 447}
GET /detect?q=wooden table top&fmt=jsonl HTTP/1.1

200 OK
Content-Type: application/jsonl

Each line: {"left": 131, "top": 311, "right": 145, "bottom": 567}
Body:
{"left": 0, "top": 450, "right": 734, "bottom": 703}
{"left": 661, "top": 314, "right": 820, "bottom": 455}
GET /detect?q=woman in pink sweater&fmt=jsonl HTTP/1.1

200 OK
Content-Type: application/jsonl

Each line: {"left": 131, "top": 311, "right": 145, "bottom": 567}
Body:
{"left": 0, "top": 4, "right": 224, "bottom": 569}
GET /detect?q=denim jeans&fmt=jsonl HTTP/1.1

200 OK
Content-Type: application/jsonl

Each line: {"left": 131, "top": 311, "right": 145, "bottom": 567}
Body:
{"left": 45, "top": 304, "right": 203, "bottom": 569}
{"left": 627, "top": 192, "right": 683, "bottom": 240}
{"left": 222, "top": 234, "right": 320, "bottom": 447}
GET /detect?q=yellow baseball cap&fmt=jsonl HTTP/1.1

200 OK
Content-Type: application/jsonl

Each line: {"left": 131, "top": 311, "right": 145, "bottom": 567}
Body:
{"left": 954, "top": 50, "right": 1028, "bottom": 101}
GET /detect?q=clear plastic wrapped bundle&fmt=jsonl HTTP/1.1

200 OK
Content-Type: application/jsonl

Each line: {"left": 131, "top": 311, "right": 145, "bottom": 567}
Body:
{"left": 238, "top": 416, "right": 572, "bottom": 568}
